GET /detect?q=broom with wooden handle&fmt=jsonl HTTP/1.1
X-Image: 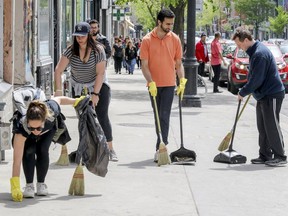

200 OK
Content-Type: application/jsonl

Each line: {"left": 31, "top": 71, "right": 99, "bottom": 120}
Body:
{"left": 152, "top": 96, "right": 171, "bottom": 166}
{"left": 218, "top": 94, "right": 251, "bottom": 151}
{"left": 55, "top": 144, "right": 69, "bottom": 166}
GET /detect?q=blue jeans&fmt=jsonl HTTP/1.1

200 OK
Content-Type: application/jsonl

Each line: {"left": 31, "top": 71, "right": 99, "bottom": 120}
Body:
{"left": 127, "top": 58, "right": 136, "bottom": 74}
{"left": 149, "top": 86, "right": 175, "bottom": 150}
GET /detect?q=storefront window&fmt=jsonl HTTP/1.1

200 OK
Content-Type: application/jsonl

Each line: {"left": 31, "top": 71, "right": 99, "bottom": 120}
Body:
{"left": 39, "top": 0, "right": 51, "bottom": 59}
{"left": 63, "top": 0, "right": 72, "bottom": 48}
{"left": 76, "top": 0, "right": 85, "bottom": 23}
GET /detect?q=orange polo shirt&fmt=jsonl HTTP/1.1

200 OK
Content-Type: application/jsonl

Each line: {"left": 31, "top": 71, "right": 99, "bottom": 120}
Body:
{"left": 140, "top": 28, "right": 183, "bottom": 87}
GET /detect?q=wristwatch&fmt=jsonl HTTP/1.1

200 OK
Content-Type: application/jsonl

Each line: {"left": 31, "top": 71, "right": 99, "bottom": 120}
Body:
{"left": 91, "top": 92, "right": 100, "bottom": 96}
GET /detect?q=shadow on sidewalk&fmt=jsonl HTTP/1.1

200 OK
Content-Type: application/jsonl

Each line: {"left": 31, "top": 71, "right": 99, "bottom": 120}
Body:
{"left": 118, "top": 159, "right": 157, "bottom": 169}
{"left": 210, "top": 164, "right": 276, "bottom": 172}
{"left": 0, "top": 193, "right": 101, "bottom": 208}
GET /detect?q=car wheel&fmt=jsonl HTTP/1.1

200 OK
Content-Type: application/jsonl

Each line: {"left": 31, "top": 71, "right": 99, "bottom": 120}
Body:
{"left": 230, "top": 81, "right": 238, "bottom": 95}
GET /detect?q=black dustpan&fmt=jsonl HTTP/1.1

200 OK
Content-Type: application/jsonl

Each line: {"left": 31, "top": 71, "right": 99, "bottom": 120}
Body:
{"left": 170, "top": 97, "right": 196, "bottom": 164}
{"left": 214, "top": 100, "right": 246, "bottom": 164}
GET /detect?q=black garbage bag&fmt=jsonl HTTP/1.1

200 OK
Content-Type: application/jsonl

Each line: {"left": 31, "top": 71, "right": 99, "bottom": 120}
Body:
{"left": 74, "top": 96, "right": 109, "bottom": 177}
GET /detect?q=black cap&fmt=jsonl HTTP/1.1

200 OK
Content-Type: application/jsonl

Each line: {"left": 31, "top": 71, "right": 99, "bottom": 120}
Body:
{"left": 200, "top": 32, "right": 207, "bottom": 37}
{"left": 72, "top": 22, "right": 90, "bottom": 36}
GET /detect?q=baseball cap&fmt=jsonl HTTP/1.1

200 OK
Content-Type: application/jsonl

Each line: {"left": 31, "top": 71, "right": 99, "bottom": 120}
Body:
{"left": 72, "top": 22, "right": 90, "bottom": 36}
{"left": 200, "top": 32, "right": 207, "bottom": 37}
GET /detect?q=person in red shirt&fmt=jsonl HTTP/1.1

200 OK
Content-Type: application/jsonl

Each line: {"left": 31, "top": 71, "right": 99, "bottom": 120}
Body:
{"left": 211, "top": 32, "right": 227, "bottom": 93}
{"left": 195, "top": 33, "right": 209, "bottom": 76}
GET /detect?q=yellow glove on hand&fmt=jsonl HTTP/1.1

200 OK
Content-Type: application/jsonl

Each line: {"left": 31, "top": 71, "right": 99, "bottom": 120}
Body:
{"left": 176, "top": 78, "right": 187, "bottom": 100}
{"left": 10, "top": 177, "right": 23, "bottom": 202}
{"left": 73, "top": 96, "right": 86, "bottom": 108}
{"left": 148, "top": 82, "right": 157, "bottom": 97}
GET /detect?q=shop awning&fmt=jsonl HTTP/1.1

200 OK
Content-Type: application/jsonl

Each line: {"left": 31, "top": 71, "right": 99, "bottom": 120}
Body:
{"left": 125, "top": 18, "right": 134, "bottom": 28}
{"left": 129, "top": 26, "right": 135, "bottom": 32}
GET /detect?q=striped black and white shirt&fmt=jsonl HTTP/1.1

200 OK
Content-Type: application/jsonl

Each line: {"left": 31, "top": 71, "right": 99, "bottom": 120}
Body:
{"left": 63, "top": 45, "right": 106, "bottom": 84}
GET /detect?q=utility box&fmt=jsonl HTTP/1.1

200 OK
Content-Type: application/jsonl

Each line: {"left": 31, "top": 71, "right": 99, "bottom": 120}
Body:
{"left": 0, "top": 102, "right": 11, "bottom": 162}
{"left": 0, "top": 122, "right": 11, "bottom": 151}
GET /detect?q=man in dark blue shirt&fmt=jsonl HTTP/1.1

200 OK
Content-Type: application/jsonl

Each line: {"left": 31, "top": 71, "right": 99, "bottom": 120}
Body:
{"left": 232, "top": 27, "right": 286, "bottom": 167}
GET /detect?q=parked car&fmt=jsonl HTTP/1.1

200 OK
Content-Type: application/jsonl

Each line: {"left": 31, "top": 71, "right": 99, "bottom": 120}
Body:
{"left": 226, "top": 43, "right": 288, "bottom": 94}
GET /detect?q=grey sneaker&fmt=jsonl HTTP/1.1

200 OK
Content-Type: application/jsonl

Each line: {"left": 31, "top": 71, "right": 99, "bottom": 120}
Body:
{"left": 265, "top": 158, "right": 287, "bottom": 167}
{"left": 36, "top": 182, "right": 48, "bottom": 196}
{"left": 109, "top": 149, "right": 118, "bottom": 162}
{"left": 23, "top": 183, "right": 35, "bottom": 198}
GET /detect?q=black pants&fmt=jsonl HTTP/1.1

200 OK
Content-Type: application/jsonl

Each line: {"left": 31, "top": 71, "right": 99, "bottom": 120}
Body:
{"left": 256, "top": 96, "right": 286, "bottom": 160}
{"left": 72, "top": 83, "right": 113, "bottom": 142}
{"left": 198, "top": 62, "right": 205, "bottom": 76}
{"left": 114, "top": 57, "right": 122, "bottom": 73}
{"left": 22, "top": 128, "right": 56, "bottom": 183}
{"left": 149, "top": 86, "right": 175, "bottom": 151}
{"left": 212, "top": 64, "right": 221, "bottom": 92}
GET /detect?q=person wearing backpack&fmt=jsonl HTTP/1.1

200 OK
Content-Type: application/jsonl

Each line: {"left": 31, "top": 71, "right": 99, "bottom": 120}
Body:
{"left": 10, "top": 96, "right": 83, "bottom": 202}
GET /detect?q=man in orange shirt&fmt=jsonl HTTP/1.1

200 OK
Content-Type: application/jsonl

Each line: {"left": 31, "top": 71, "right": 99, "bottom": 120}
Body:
{"left": 140, "top": 8, "right": 187, "bottom": 162}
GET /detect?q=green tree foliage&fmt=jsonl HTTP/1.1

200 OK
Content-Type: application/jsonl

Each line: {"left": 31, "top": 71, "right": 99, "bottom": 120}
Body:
{"left": 269, "top": 6, "right": 288, "bottom": 37}
{"left": 234, "top": 0, "right": 275, "bottom": 38}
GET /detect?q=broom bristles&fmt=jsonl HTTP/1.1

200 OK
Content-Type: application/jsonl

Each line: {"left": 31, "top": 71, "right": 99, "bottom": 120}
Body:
{"left": 68, "top": 165, "right": 85, "bottom": 196}
{"left": 55, "top": 144, "right": 70, "bottom": 166}
{"left": 157, "top": 142, "right": 171, "bottom": 166}
{"left": 218, "top": 132, "right": 232, "bottom": 151}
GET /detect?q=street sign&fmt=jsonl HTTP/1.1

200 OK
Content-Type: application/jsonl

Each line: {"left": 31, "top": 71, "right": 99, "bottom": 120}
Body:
{"left": 113, "top": 9, "right": 125, "bottom": 21}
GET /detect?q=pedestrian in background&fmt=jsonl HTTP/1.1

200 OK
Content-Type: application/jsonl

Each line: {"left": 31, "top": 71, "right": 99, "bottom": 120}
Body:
{"left": 211, "top": 32, "right": 226, "bottom": 93}
{"left": 125, "top": 40, "right": 138, "bottom": 74}
{"left": 54, "top": 22, "right": 118, "bottom": 162}
{"left": 10, "top": 96, "right": 80, "bottom": 202}
{"left": 88, "top": 19, "right": 111, "bottom": 60}
{"left": 195, "top": 32, "right": 209, "bottom": 76}
{"left": 140, "top": 8, "right": 187, "bottom": 162}
{"left": 112, "top": 38, "right": 124, "bottom": 74}
{"left": 232, "top": 27, "right": 287, "bottom": 167}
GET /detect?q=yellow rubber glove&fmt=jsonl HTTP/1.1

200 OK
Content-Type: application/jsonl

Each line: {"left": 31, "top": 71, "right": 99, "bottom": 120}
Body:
{"left": 10, "top": 177, "right": 23, "bottom": 202}
{"left": 176, "top": 78, "right": 188, "bottom": 100}
{"left": 73, "top": 96, "right": 86, "bottom": 108}
{"left": 148, "top": 81, "right": 157, "bottom": 97}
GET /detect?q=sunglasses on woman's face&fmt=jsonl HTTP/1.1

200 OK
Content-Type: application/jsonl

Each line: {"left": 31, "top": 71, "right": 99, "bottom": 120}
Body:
{"left": 27, "top": 126, "right": 44, "bottom": 132}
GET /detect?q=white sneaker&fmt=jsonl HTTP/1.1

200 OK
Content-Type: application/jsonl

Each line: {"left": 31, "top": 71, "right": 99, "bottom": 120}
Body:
{"left": 36, "top": 182, "right": 48, "bottom": 196}
{"left": 109, "top": 149, "right": 119, "bottom": 162}
{"left": 154, "top": 150, "right": 159, "bottom": 163}
{"left": 23, "top": 183, "right": 35, "bottom": 198}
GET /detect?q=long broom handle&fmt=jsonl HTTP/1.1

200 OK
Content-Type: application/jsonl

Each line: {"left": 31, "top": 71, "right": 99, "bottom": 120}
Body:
{"left": 179, "top": 96, "right": 184, "bottom": 148}
{"left": 236, "top": 94, "right": 251, "bottom": 123}
{"left": 228, "top": 99, "right": 242, "bottom": 151}
{"left": 152, "top": 96, "right": 163, "bottom": 142}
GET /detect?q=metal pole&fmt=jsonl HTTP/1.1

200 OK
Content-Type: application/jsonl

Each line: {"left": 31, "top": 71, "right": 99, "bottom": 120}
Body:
{"left": 182, "top": 0, "right": 201, "bottom": 107}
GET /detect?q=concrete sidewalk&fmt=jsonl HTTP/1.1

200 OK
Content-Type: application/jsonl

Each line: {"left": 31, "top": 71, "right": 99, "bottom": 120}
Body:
{"left": 1, "top": 64, "right": 288, "bottom": 216}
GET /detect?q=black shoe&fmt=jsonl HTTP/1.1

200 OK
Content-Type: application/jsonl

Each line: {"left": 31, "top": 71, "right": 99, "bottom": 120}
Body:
{"left": 213, "top": 90, "right": 223, "bottom": 93}
{"left": 265, "top": 158, "right": 287, "bottom": 167}
{"left": 251, "top": 157, "right": 266, "bottom": 164}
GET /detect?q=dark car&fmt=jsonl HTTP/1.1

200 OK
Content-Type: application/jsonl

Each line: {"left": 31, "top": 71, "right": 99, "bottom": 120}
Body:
{"left": 227, "top": 43, "right": 288, "bottom": 94}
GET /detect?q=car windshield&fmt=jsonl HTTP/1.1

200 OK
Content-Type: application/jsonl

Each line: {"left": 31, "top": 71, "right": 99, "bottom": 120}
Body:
{"left": 223, "top": 45, "right": 236, "bottom": 56}
{"left": 265, "top": 45, "right": 283, "bottom": 58}
{"left": 280, "top": 45, "right": 288, "bottom": 54}
{"left": 237, "top": 49, "right": 249, "bottom": 58}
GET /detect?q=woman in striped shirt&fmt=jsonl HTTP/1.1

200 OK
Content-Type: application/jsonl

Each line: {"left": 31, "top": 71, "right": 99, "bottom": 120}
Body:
{"left": 54, "top": 22, "right": 118, "bottom": 162}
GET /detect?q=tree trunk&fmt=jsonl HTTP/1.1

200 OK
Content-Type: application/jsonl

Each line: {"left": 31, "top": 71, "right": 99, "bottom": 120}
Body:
{"left": 170, "top": 1, "right": 187, "bottom": 47}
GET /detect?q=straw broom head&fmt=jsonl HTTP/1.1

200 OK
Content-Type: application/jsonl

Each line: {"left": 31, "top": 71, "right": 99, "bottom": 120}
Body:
{"left": 69, "top": 164, "right": 85, "bottom": 196}
{"left": 55, "top": 144, "right": 70, "bottom": 166}
{"left": 157, "top": 142, "right": 171, "bottom": 166}
{"left": 218, "top": 132, "right": 232, "bottom": 152}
